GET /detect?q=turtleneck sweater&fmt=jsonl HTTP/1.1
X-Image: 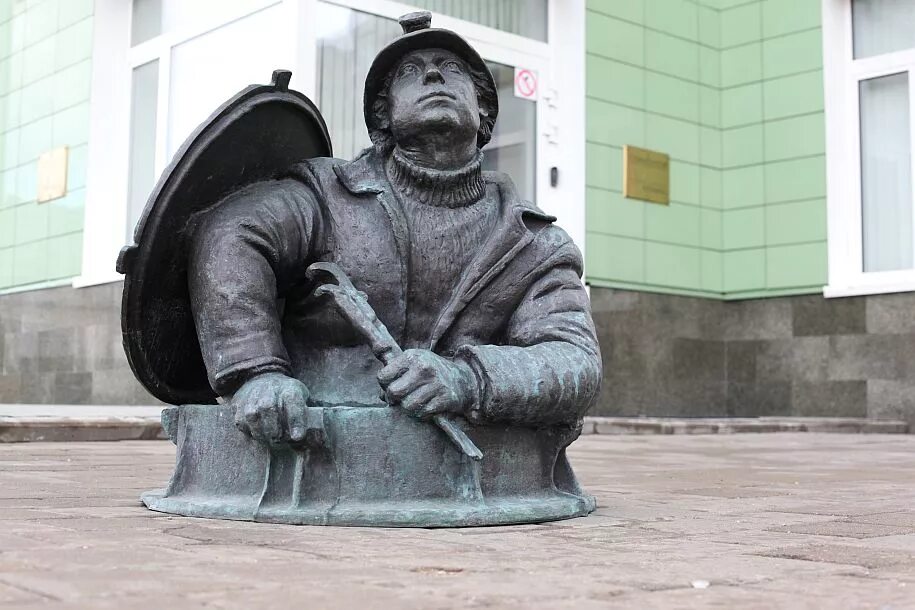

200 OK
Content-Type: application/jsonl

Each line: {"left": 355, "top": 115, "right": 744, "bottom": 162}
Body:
{"left": 385, "top": 148, "right": 499, "bottom": 348}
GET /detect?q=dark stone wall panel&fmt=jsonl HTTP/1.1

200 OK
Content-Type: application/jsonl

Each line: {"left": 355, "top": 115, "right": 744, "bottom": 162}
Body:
{"left": 0, "top": 282, "right": 161, "bottom": 406}
{"left": 54, "top": 372, "right": 92, "bottom": 403}
{"left": 827, "top": 334, "right": 913, "bottom": 381}
{"left": 793, "top": 295, "right": 866, "bottom": 336}
{"left": 725, "top": 341, "right": 759, "bottom": 383}
{"left": 17, "top": 372, "right": 56, "bottom": 403}
{"left": 1, "top": 281, "right": 914, "bottom": 424}
{"left": 38, "top": 328, "right": 80, "bottom": 373}
{"left": 0, "top": 374, "right": 21, "bottom": 401}
{"left": 90, "top": 369, "right": 159, "bottom": 405}
{"left": 672, "top": 339, "right": 725, "bottom": 383}
{"left": 867, "top": 380, "right": 915, "bottom": 429}
{"left": 753, "top": 340, "right": 794, "bottom": 382}
{"left": 791, "top": 337, "right": 830, "bottom": 382}
{"left": 791, "top": 381, "right": 868, "bottom": 418}
{"left": 726, "top": 381, "right": 792, "bottom": 417}
{"left": 655, "top": 379, "right": 728, "bottom": 417}
{"left": 3, "top": 332, "right": 39, "bottom": 374}
{"left": 865, "top": 293, "right": 915, "bottom": 334}
{"left": 719, "top": 298, "right": 794, "bottom": 341}
{"left": 590, "top": 287, "right": 915, "bottom": 423}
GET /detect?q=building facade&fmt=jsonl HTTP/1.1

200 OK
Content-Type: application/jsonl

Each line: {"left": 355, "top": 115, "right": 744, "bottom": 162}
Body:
{"left": 2, "top": 0, "right": 915, "bottom": 426}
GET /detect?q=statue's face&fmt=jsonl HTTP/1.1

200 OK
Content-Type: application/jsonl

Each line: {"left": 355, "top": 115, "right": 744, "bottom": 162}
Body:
{"left": 387, "top": 48, "right": 481, "bottom": 145}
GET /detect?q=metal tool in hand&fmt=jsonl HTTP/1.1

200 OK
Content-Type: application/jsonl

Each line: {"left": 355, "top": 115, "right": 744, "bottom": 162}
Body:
{"left": 305, "top": 262, "right": 483, "bottom": 461}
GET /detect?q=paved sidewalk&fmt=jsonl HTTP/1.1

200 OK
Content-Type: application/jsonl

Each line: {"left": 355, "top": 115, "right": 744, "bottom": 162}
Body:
{"left": 2, "top": 434, "right": 915, "bottom": 608}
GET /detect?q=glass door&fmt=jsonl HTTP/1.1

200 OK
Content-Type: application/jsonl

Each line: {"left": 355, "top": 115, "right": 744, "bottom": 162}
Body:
{"left": 124, "top": 0, "right": 293, "bottom": 236}
{"left": 313, "top": 1, "right": 546, "bottom": 203}
{"left": 78, "top": 0, "right": 581, "bottom": 289}
{"left": 482, "top": 61, "right": 537, "bottom": 202}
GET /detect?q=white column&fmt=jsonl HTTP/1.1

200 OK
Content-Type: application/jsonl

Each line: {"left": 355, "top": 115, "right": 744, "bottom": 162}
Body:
{"left": 75, "top": 0, "right": 131, "bottom": 288}
{"left": 547, "top": 0, "right": 586, "bottom": 259}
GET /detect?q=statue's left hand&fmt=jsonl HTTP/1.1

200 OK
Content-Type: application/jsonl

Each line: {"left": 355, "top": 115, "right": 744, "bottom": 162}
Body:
{"left": 230, "top": 373, "right": 311, "bottom": 445}
{"left": 377, "top": 349, "right": 476, "bottom": 420}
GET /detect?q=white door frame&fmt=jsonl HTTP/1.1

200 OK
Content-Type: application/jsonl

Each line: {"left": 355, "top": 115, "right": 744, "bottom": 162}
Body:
{"left": 77, "top": 0, "right": 585, "bottom": 287}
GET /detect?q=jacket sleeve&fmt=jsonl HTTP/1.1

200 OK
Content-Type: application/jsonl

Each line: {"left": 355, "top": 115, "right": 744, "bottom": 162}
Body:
{"left": 457, "top": 235, "right": 602, "bottom": 426}
{"left": 188, "top": 178, "right": 324, "bottom": 396}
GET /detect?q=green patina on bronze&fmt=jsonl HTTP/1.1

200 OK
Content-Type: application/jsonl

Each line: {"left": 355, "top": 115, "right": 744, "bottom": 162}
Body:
{"left": 144, "top": 404, "right": 593, "bottom": 527}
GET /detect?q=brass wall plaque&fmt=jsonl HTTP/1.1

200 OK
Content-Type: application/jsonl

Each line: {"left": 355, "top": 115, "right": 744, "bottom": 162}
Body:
{"left": 37, "top": 146, "right": 69, "bottom": 203}
{"left": 623, "top": 145, "right": 669, "bottom": 205}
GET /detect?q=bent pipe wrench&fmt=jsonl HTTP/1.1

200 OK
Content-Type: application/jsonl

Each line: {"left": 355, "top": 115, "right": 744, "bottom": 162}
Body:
{"left": 305, "top": 261, "right": 483, "bottom": 461}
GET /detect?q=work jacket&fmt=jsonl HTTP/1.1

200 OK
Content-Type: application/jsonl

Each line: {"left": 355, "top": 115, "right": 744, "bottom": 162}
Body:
{"left": 188, "top": 148, "right": 601, "bottom": 426}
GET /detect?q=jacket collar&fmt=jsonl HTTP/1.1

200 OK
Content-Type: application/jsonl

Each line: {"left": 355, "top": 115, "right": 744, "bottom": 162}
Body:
{"left": 426, "top": 170, "right": 556, "bottom": 348}
{"left": 334, "top": 147, "right": 557, "bottom": 349}
{"left": 333, "top": 148, "right": 386, "bottom": 194}
{"left": 334, "top": 147, "right": 555, "bottom": 220}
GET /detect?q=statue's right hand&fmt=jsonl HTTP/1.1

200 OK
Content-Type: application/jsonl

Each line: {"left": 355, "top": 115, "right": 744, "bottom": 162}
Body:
{"left": 230, "top": 373, "right": 311, "bottom": 445}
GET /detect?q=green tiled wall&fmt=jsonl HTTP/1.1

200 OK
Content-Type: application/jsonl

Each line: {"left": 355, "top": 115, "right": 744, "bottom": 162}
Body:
{"left": 585, "top": 0, "right": 722, "bottom": 296}
{"left": 718, "top": 0, "right": 826, "bottom": 298}
{"left": 585, "top": 0, "right": 827, "bottom": 299}
{"left": 0, "top": 0, "right": 92, "bottom": 290}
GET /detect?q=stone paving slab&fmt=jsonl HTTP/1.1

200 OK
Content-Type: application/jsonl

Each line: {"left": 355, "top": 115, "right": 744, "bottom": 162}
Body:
{"left": 1, "top": 434, "right": 914, "bottom": 608}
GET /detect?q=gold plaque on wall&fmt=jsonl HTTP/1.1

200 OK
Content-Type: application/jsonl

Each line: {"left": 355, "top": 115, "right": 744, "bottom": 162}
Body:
{"left": 623, "top": 145, "right": 669, "bottom": 205}
{"left": 37, "top": 146, "right": 69, "bottom": 203}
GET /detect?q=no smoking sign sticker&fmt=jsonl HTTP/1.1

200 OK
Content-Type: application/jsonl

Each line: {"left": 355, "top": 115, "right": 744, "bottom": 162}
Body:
{"left": 513, "top": 67, "right": 538, "bottom": 101}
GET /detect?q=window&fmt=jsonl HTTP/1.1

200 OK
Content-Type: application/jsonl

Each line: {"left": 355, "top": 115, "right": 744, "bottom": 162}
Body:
{"left": 127, "top": 60, "right": 159, "bottom": 237}
{"left": 823, "top": 0, "right": 915, "bottom": 296}
{"left": 851, "top": 0, "right": 915, "bottom": 59}
{"left": 859, "top": 72, "right": 912, "bottom": 272}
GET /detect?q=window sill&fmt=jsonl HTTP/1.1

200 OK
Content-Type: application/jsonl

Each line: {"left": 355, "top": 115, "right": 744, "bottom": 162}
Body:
{"left": 824, "top": 280, "right": 915, "bottom": 298}
{"left": 72, "top": 272, "right": 124, "bottom": 289}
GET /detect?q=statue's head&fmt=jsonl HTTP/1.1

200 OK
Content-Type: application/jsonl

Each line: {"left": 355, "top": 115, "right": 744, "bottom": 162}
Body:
{"left": 364, "top": 12, "right": 498, "bottom": 154}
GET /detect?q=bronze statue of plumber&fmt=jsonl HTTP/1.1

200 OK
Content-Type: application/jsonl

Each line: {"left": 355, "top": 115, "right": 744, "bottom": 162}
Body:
{"left": 118, "top": 12, "right": 602, "bottom": 527}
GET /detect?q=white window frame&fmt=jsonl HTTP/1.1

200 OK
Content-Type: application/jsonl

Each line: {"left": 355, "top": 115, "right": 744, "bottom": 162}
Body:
{"left": 127, "top": 0, "right": 297, "bottom": 185}
{"left": 822, "top": 0, "right": 915, "bottom": 298}
{"left": 76, "top": 0, "right": 585, "bottom": 288}
{"left": 77, "top": 0, "right": 299, "bottom": 287}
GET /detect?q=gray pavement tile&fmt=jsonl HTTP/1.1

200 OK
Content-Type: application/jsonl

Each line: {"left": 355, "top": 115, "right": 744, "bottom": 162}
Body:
{"left": 752, "top": 575, "right": 915, "bottom": 607}
{"left": 754, "top": 542, "right": 915, "bottom": 569}
{"left": 860, "top": 534, "right": 915, "bottom": 554}
{"left": 1, "top": 435, "right": 914, "bottom": 608}
{"left": 674, "top": 486, "right": 792, "bottom": 498}
{"left": 852, "top": 512, "right": 915, "bottom": 528}
{"left": 768, "top": 520, "right": 915, "bottom": 539}
{"left": 0, "top": 582, "right": 52, "bottom": 605}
